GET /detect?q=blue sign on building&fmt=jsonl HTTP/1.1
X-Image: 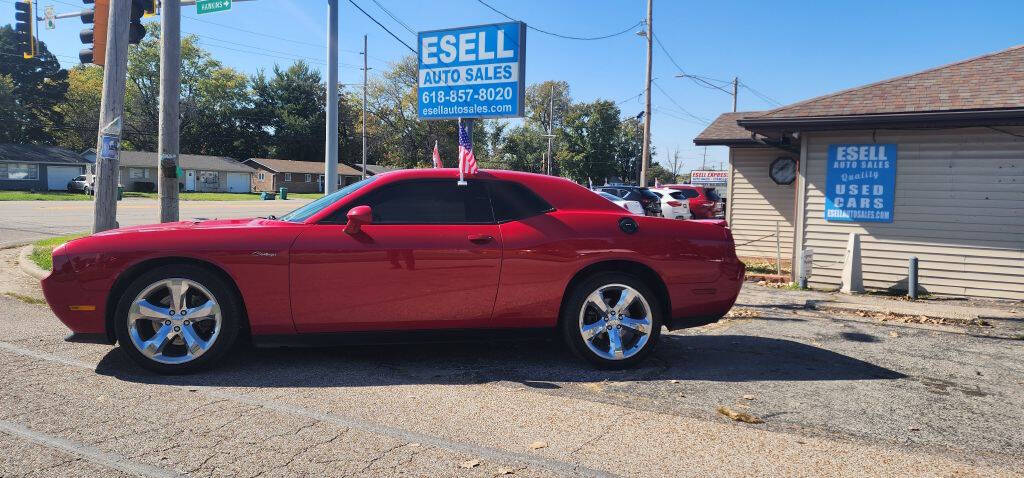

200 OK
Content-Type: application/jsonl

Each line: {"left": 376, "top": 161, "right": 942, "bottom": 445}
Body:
{"left": 417, "top": 22, "right": 526, "bottom": 120}
{"left": 825, "top": 144, "right": 897, "bottom": 222}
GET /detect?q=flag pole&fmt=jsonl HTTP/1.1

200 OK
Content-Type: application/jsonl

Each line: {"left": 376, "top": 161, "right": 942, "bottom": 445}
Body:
{"left": 457, "top": 117, "right": 467, "bottom": 186}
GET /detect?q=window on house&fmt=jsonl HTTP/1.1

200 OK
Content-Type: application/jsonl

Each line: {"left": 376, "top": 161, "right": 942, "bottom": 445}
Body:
{"left": 129, "top": 168, "right": 150, "bottom": 180}
{"left": 284, "top": 173, "right": 292, "bottom": 182}
{"left": 0, "top": 163, "right": 39, "bottom": 180}
{"left": 305, "top": 173, "right": 312, "bottom": 183}
{"left": 258, "top": 172, "right": 265, "bottom": 181}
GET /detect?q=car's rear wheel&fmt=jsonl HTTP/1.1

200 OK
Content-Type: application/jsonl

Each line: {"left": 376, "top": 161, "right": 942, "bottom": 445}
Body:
{"left": 114, "top": 264, "right": 239, "bottom": 374}
{"left": 561, "top": 272, "right": 662, "bottom": 368}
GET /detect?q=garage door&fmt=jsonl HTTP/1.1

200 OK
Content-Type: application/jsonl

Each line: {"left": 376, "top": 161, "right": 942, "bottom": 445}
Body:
{"left": 47, "top": 166, "right": 83, "bottom": 191}
{"left": 226, "top": 172, "right": 250, "bottom": 193}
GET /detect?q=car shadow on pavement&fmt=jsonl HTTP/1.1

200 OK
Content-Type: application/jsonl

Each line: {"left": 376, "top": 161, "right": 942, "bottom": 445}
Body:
{"left": 94, "top": 333, "right": 905, "bottom": 387}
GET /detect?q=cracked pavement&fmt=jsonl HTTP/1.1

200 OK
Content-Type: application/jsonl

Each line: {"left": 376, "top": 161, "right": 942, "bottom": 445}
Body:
{"left": 0, "top": 261, "right": 1022, "bottom": 476}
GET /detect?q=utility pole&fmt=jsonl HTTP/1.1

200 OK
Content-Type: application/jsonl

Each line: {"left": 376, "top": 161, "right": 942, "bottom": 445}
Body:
{"left": 732, "top": 76, "right": 738, "bottom": 112}
{"left": 158, "top": 0, "right": 180, "bottom": 223}
{"left": 639, "top": 0, "right": 653, "bottom": 187}
{"left": 361, "top": 34, "right": 368, "bottom": 180}
{"left": 545, "top": 84, "right": 554, "bottom": 175}
{"left": 92, "top": 0, "right": 130, "bottom": 233}
{"left": 324, "top": 0, "right": 339, "bottom": 194}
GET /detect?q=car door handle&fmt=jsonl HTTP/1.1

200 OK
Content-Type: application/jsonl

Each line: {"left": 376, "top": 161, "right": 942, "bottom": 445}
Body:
{"left": 467, "top": 234, "right": 493, "bottom": 244}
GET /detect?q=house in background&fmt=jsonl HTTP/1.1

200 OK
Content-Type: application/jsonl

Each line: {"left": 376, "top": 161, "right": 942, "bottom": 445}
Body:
{"left": 695, "top": 45, "right": 1024, "bottom": 300}
{"left": 0, "top": 144, "right": 91, "bottom": 191}
{"left": 118, "top": 152, "right": 256, "bottom": 193}
{"left": 244, "top": 158, "right": 363, "bottom": 193}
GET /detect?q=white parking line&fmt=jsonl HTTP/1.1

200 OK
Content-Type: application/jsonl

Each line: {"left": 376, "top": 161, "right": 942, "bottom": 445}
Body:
{"left": 0, "top": 341, "right": 617, "bottom": 478}
{"left": 0, "top": 420, "right": 184, "bottom": 478}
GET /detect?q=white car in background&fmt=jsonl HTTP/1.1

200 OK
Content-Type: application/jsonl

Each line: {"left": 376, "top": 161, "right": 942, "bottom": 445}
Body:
{"left": 649, "top": 188, "right": 692, "bottom": 219}
{"left": 596, "top": 191, "right": 645, "bottom": 215}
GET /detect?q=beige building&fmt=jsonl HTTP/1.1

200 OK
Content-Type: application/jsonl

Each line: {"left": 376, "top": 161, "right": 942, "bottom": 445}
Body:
{"left": 244, "top": 158, "right": 363, "bottom": 194}
{"left": 118, "top": 152, "right": 255, "bottom": 193}
{"left": 696, "top": 45, "right": 1023, "bottom": 300}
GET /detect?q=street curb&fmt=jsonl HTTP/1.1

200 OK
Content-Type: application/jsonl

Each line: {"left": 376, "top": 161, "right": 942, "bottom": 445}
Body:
{"left": 17, "top": 245, "right": 48, "bottom": 281}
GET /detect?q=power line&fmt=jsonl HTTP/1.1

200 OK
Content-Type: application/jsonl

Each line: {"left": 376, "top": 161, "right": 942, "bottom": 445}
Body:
{"left": 368, "top": 0, "right": 416, "bottom": 36}
{"left": 651, "top": 81, "right": 710, "bottom": 124}
{"left": 739, "top": 81, "right": 783, "bottom": 107}
{"left": 477, "top": 0, "right": 643, "bottom": 41}
{"left": 347, "top": 0, "right": 416, "bottom": 53}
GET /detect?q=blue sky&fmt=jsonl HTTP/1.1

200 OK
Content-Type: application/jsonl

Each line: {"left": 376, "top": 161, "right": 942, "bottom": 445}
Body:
{"left": 8, "top": 0, "right": 1024, "bottom": 171}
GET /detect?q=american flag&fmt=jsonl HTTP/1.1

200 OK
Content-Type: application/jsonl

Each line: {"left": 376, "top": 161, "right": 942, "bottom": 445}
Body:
{"left": 432, "top": 140, "right": 443, "bottom": 168}
{"left": 458, "top": 120, "right": 478, "bottom": 175}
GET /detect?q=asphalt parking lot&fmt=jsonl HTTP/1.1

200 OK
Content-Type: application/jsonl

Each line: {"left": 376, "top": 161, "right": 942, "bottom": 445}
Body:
{"left": 0, "top": 199, "right": 311, "bottom": 247}
{"left": 1, "top": 253, "right": 1021, "bottom": 477}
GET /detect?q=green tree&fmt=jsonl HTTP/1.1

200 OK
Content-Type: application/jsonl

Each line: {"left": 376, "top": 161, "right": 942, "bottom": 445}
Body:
{"left": 251, "top": 61, "right": 328, "bottom": 162}
{"left": 647, "top": 163, "right": 677, "bottom": 185}
{"left": 497, "top": 124, "right": 546, "bottom": 173}
{"left": 53, "top": 65, "right": 103, "bottom": 151}
{"left": 0, "top": 25, "right": 68, "bottom": 144}
{"left": 556, "top": 99, "right": 621, "bottom": 183}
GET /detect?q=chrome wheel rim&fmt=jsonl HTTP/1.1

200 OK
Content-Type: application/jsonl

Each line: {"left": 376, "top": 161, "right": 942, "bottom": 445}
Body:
{"left": 578, "top": 284, "right": 653, "bottom": 360}
{"left": 126, "top": 278, "right": 222, "bottom": 365}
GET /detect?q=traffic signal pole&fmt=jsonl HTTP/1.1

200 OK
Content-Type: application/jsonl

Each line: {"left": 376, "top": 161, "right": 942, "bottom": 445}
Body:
{"left": 157, "top": 0, "right": 180, "bottom": 223}
{"left": 324, "top": 0, "right": 339, "bottom": 195}
{"left": 92, "top": 0, "right": 130, "bottom": 233}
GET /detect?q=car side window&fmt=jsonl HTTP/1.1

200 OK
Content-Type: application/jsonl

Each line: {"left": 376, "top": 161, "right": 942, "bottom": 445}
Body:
{"left": 331, "top": 180, "right": 493, "bottom": 224}
{"left": 488, "top": 181, "right": 553, "bottom": 222}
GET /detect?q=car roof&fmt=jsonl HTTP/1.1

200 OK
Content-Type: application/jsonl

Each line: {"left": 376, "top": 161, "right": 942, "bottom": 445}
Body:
{"left": 372, "top": 168, "right": 625, "bottom": 213}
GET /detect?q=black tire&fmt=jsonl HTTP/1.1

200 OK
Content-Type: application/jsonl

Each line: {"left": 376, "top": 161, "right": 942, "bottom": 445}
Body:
{"left": 114, "top": 264, "right": 241, "bottom": 374}
{"left": 560, "top": 272, "right": 662, "bottom": 369}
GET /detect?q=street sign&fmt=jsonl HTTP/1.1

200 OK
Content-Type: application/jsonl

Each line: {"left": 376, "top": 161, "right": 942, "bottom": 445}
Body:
{"left": 44, "top": 6, "right": 55, "bottom": 30}
{"left": 197, "top": 0, "right": 231, "bottom": 15}
{"left": 690, "top": 170, "right": 728, "bottom": 185}
{"left": 825, "top": 144, "right": 897, "bottom": 223}
{"left": 417, "top": 22, "right": 526, "bottom": 120}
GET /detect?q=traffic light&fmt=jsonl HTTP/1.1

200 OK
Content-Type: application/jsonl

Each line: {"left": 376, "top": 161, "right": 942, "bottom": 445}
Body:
{"left": 79, "top": 0, "right": 108, "bottom": 65}
{"left": 129, "top": 0, "right": 154, "bottom": 45}
{"left": 14, "top": 0, "right": 36, "bottom": 59}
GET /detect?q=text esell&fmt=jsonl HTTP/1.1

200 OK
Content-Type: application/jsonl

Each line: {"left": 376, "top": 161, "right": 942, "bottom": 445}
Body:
{"left": 421, "top": 31, "right": 514, "bottom": 65}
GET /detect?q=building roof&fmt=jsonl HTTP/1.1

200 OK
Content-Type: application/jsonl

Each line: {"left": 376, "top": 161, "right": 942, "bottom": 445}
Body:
{"left": 693, "top": 111, "right": 764, "bottom": 146}
{"left": 355, "top": 164, "right": 401, "bottom": 175}
{"left": 739, "top": 45, "right": 1024, "bottom": 133}
{"left": 245, "top": 158, "right": 362, "bottom": 176}
{"left": 119, "top": 151, "right": 255, "bottom": 173}
{"left": 0, "top": 144, "right": 90, "bottom": 164}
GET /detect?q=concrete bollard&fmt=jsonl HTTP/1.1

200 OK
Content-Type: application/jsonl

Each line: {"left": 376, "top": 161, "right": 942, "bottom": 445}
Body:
{"left": 840, "top": 232, "right": 864, "bottom": 294}
{"left": 908, "top": 256, "right": 919, "bottom": 300}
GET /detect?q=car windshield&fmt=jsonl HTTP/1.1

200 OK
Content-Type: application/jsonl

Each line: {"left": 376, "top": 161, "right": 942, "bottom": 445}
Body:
{"left": 278, "top": 176, "right": 377, "bottom": 222}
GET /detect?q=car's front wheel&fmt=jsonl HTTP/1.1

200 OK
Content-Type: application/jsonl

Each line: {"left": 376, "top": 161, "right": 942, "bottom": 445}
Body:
{"left": 561, "top": 272, "right": 662, "bottom": 368}
{"left": 114, "top": 264, "right": 240, "bottom": 374}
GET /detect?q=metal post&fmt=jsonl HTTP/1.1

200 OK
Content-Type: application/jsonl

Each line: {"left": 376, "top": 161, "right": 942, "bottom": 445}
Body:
{"left": 775, "top": 220, "right": 781, "bottom": 275}
{"left": 360, "top": 34, "right": 368, "bottom": 180}
{"left": 546, "top": 84, "right": 554, "bottom": 175}
{"left": 732, "top": 76, "right": 738, "bottom": 112}
{"left": 639, "top": 0, "right": 653, "bottom": 187}
{"left": 908, "top": 256, "right": 919, "bottom": 300}
{"left": 158, "top": 0, "right": 180, "bottom": 223}
{"left": 324, "top": 0, "right": 339, "bottom": 195}
{"left": 92, "top": 0, "right": 130, "bottom": 233}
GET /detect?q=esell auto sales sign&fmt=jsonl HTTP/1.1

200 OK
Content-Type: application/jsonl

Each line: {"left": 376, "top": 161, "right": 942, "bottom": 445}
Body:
{"left": 825, "top": 144, "right": 897, "bottom": 222}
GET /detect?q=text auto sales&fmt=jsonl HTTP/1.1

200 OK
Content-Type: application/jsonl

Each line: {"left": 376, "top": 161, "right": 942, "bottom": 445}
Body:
{"left": 830, "top": 145, "right": 892, "bottom": 215}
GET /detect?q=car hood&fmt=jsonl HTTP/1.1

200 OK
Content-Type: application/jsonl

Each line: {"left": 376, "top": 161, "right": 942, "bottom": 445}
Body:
{"left": 91, "top": 218, "right": 272, "bottom": 236}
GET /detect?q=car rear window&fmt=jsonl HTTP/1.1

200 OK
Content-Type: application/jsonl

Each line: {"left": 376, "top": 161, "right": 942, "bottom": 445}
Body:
{"left": 704, "top": 188, "right": 722, "bottom": 201}
{"left": 675, "top": 188, "right": 699, "bottom": 199}
{"left": 639, "top": 189, "right": 659, "bottom": 201}
{"left": 669, "top": 191, "right": 685, "bottom": 200}
{"left": 488, "top": 181, "right": 554, "bottom": 222}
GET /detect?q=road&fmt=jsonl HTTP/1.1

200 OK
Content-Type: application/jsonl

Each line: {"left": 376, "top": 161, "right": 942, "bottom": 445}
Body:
{"left": 0, "top": 199, "right": 311, "bottom": 247}
{"left": 0, "top": 263, "right": 1020, "bottom": 476}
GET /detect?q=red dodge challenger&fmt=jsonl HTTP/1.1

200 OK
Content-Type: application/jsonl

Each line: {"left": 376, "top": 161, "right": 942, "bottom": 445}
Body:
{"left": 42, "top": 169, "right": 744, "bottom": 374}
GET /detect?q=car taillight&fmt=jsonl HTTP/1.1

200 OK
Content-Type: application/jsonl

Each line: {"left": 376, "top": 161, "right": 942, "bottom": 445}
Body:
{"left": 667, "top": 201, "right": 682, "bottom": 207}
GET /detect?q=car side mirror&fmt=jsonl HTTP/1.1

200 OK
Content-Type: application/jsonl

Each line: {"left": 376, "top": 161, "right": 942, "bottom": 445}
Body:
{"left": 344, "top": 205, "right": 372, "bottom": 235}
